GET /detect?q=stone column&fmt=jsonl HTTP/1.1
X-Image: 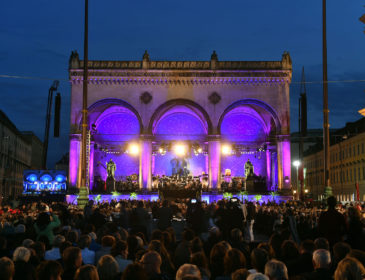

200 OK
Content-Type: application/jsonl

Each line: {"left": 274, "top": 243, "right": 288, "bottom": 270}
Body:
{"left": 266, "top": 148, "right": 272, "bottom": 190}
{"left": 208, "top": 135, "right": 221, "bottom": 190}
{"left": 139, "top": 135, "right": 152, "bottom": 190}
{"left": 276, "top": 138, "right": 291, "bottom": 189}
{"left": 89, "top": 141, "right": 95, "bottom": 190}
{"left": 69, "top": 134, "right": 81, "bottom": 188}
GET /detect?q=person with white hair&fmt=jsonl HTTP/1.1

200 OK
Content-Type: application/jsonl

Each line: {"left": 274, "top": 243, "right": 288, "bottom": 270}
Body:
{"left": 176, "top": 264, "right": 201, "bottom": 280}
{"left": 264, "top": 259, "right": 288, "bottom": 280}
{"left": 13, "top": 247, "right": 36, "bottom": 280}
{"left": 305, "top": 249, "right": 332, "bottom": 280}
{"left": 247, "top": 273, "right": 269, "bottom": 280}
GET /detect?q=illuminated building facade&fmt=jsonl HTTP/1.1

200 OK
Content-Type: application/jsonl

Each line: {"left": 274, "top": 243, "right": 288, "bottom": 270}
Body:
{"left": 68, "top": 51, "right": 292, "bottom": 191}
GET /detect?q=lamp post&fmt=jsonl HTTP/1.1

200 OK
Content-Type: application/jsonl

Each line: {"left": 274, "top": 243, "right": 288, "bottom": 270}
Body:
{"left": 293, "top": 160, "right": 301, "bottom": 200}
{"left": 77, "top": 0, "right": 90, "bottom": 208}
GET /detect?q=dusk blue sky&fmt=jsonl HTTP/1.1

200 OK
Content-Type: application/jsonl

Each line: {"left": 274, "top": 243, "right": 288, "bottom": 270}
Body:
{"left": 1, "top": 0, "right": 364, "bottom": 168}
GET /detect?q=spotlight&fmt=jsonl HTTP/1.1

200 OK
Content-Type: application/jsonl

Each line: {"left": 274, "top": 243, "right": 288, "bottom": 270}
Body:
{"left": 174, "top": 144, "right": 186, "bottom": 156}
{"left": 197, "top": 148, "right": 202, "bottom": 153}
{"left": 128, "top": 143, "right": 139, "bottom": 155}
{"left": 222, "top": 145, "right": 231, "bottom": 155}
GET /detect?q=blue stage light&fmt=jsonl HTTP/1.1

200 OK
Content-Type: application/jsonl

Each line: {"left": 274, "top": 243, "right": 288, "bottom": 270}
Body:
{"left": 26, "top": 174, "right": 38, "bottom": 182}
{"left": 55, "top": 174, "right": 66, "bottom": 182}
{"left": 40, "top": 174, "right": 52, "bottom": 182}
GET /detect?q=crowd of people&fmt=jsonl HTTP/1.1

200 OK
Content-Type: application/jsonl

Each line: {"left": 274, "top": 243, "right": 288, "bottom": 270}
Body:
{"left": 0, "top": 196, "right": 364, "bottom": 280}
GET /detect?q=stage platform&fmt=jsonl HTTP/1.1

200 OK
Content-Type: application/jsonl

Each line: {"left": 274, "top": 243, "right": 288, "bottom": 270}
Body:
{"left": 65, "top": 192, "right": 292, "bottom": 204}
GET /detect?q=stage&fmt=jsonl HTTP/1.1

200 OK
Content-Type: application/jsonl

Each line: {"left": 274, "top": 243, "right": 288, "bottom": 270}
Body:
{"left": 65, "top": 192, "right": 292, "bottom": 205}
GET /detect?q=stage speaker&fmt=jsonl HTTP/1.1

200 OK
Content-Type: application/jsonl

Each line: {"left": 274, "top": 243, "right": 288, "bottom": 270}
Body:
{"left": 54, "top": 93, "right": 61, "bottom": 137}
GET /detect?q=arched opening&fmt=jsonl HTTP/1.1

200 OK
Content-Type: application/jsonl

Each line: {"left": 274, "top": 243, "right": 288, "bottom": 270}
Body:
{"left": 149, "top": 99, "right": 212, "bottom": 177}
{"left": 219, "top": 99, "right": 281, "bottom": 189}
{"left": 88, "top": 99, "right": 142, "bottom": 191}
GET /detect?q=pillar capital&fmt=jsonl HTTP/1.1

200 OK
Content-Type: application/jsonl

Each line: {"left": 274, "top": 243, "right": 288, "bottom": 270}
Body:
{"left": 139, "top": 134, "right": 154, "bottom": 141}
{"left": 70, "top": 134, "right": 82, "bottom": 141}
{"left": 208, "top": 134, "right": 221, "bottom": 141}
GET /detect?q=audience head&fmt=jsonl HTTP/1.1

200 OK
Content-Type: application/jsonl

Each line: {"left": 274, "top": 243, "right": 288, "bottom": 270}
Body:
{"left": 264, "top": 259, "right": 288, "bottom": 280}
{"left": 224, "top": 248, "right": 246, "bottom": 275}
{"left": 97, "top": 255, "right": 119, "bottom": 280}
{"left": 101, "top": 235, "right": 116, "bottom": 248}
{"left": 176, "top": 264, "right": 201, "bottom": 280}
{"left": 121, "top": 263, "right": 148, "bottom": 280}
{"left": 78, "top": 235, "right": 91, "bottom": 250}
{"left": 53, "top": 235, "right": 65, "bottom": 248}
{"left": 0, "top": 257, "right": 14, "bottom": 280}
{"left": 281, "top": 240, "right": 299, "bottom": 260}
{"left": 327, "top": 196, "right": 337, "bottom": 209}
{"left": 190, "top": 252, "right": 209, "bottom": 270}
{"left": 247, "top": 273, "right": 269, "bottom": 280}
{"left": 333, "top": 242, "right": 352, "bottom": 264}
{"left": 313, "top": 249, "right": 331, "bottom": 269}
{"left": 314, "top": 237, "right": 329, "bottom": 250}
{"left": 334, "top": 257, "right": 365, "bottom": 280}
{"left": 75, "top": 265, "right": 99, "bottom": 280}
{"left": 63, "top": 246, "right": 82, "bottom": 270}
{"left": 22, "top": 239, "right": 34, "bottom": 248}
{"left": 251, "top": 248, "right": 269, "bottom": 273}
{"left": 36, "top": 260, "right": 63, "bottom": 280}
{"left": 111, "top": 240, "right": 128, "bottom": 258}
{"left": 140, "top": 250, "right": 162, "bottom": 275}
{"left": 12, "top": 247, "right": 31, "bottom": 262}
{"left": 231, "top": 268, "right": 250, "bottom": 280}
{"left": 300, "top": 239, "right": 315, "bottom": 254}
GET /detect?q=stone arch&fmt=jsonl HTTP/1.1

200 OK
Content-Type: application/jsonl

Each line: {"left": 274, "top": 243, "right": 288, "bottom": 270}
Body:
{"left": 84, "top": 98, "right": 143, "bottom": 134}
{"left": 218, "top": 98, "right": 281, "bottom": 137}
{"left": 148, "top": 99, "right": 213, "bottom": 136}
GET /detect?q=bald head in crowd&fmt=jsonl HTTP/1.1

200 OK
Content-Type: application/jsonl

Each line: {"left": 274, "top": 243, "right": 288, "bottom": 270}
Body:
{"left": 313, "top": 249, "right": 331, "bottom": 269}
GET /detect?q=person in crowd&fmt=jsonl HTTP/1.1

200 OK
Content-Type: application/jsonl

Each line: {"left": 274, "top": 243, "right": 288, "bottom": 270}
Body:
{"left": 36, "top": 260, "right": 63, "bottom": 280}
{"left": 111, "top": 240, "right": 132, "bottom": 273}
{"left": 131, "top": 201, "right": 150, "bottom": 237}
{"left": 175, "top": 228, "right": 195, "bottom": 269}
{"left": 34, "top": 210, "right": 61, "bottom": 246}
{"left": 191, "top": 252, "right": 210, "bottom": 280}
{"left": 62, "top": 247, "right": 82, "bottom": 280}
{"left": 264, "top": 259, "right": 288, "bottom": 280}
{"left": 147, "top": 240, "right": 175, "bottom": 277}
{"left": 157, "top": 200, "right": 173, "bottom": 231}
{"left": 231, "top": 268, "right": 250, "bottom": 280}
{"left": 122, "top": 263, "right": 148, "bottom": 280}
{"left": 313, "top": 237, "right": 329, "bottom": 250}
{"left": 45, "top": 235, "right": 65, "bottom": 261}
{"left": 333, "top": 242, "right": 352, "bottom": 270}
{"left": 210, "top": 241, "right": 232, "bottom": 279}
{"left": 334, "top": 257, "right": 365, "bottom": 280}
{"left": 346, "top": 206, "right": 365, "bottom": 251}
{"left": 176, "top": 264, "right": 201, "bottom": 280}
{"left": 79, "top": 235, "right": 95, "bottom": 265}
{"left": 250, "top": 248, "right": 269, "bottom": 274}
{"left": 230, "top": 228, "right": 250, "bottom": 262}
{"left": 97, "top": 255, "right": 120, "bottom": 280}
{"left": 75, "top": 264, "right": 99, "bottom": 280}
{"left": 304, "top": 249, "right": 332, "bottom": 280}
{"left": 318, "top": 196, "right": 347, "bottom": 247}
{"left": 347, "top": 249, "right": 365, "bottom": 268}
{"left": 216, "top": 248, "right": 246, "bottom": 280}
{"left": 245, "top": 202, "right": 256, "bottom": 242}
{"left": 12, "top": 246, "right": 36, "bottom": 280}
{"left": 96, "top": 235, "right": 116, "bottom": 263}
{"left": 246, "top": 273, "right": 269, "bottom": 280}
{"left": 0, "top": 257, "right": 15, "bottom": 280}
{"left": 140, "top": 250, "right": 167, "bottom": 280}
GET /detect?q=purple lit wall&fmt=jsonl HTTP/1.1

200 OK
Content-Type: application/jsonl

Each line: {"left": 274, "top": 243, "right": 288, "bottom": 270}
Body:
{"left": 281, "top": 140, "right": 291, "bottom": 188}
{"left": 69, "top": 138, "right": 80, "bottom": 187}
{"left": 154, "top": 112, "right": 206, "bottom": 141}
{"left": 221, "top": 154, "right": 266, "bottom": 177}
{"left": 221, "top": 113, "right": 266, "bottom": 142}
{"left": 153, "top": 151, "right": 207, "bottom": 176}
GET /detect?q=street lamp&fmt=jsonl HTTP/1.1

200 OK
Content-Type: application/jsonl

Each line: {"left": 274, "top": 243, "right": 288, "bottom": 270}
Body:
{"left": 293, "top": 160, "right": 301, "bottom": 199}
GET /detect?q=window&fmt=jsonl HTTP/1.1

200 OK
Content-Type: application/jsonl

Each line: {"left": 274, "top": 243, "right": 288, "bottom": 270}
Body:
{"left": 354, "top": 168, "right": 356, "bottom": 182}
{"left": 359, "top": 168, "right": 361, "bottom": 181}
{"left": 350, "top": 169, "right": 352, "bottom": 182}
{"left": 358, "top": 144, "right": 360, "bottom": 155}
{"left": 349, "top": 147, "right": 352, "bottom": 157}
{"left": 362, "top": 143, "right": 364, "bottom": 154}
{"left": 353, "top": 146, "right": 356, "bottom": 157}
{"left": 346, "top": 170, "right": 349, "bottom": 182}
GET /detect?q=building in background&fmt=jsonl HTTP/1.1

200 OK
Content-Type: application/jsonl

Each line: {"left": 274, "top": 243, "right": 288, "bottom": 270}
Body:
{"left": 0, "top": 111, "right": 32, "bottom": 198}
{"left": 21, "top": 131, "right": 43, "bottom": 169}
{"left": 303, "top": 117, "right": 365, "bottom": 201}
